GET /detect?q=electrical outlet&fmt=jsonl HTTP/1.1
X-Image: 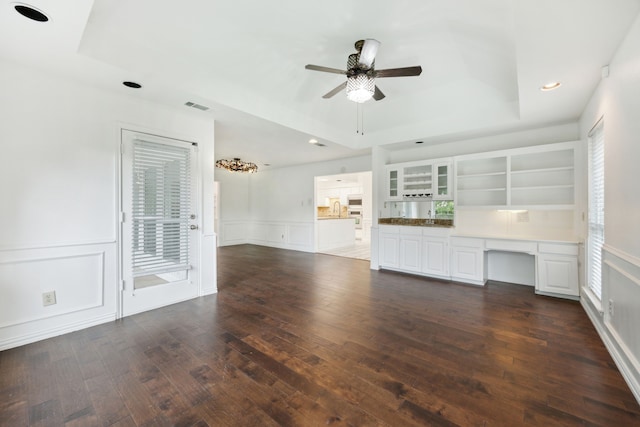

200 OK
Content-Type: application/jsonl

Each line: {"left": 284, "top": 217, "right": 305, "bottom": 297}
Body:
{"left": 608, "top": 299, "right": 614, "bottom": 317}
{"left": 42, "top": 291, "right": 56, "bottom": 306}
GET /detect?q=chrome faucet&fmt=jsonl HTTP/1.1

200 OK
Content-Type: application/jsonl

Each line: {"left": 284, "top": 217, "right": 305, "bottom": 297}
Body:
{"left": 333, "top": 201, "right": 341, "bottom": 217}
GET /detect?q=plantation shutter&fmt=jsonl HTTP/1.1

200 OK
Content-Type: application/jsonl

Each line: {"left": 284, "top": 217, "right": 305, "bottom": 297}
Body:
{"left": 587, "top": 120, "right": 604, "bottom": 299}
{"left": 132, "top": 139, "right": 191, "bottom": 277}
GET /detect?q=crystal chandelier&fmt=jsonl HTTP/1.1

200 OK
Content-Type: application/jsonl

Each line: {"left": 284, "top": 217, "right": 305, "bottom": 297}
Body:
{"left": 346, "top": 74, "right": 375, "bottom": 103}
{"left": 215, "top": 158, "right": 258, "bottom": 173}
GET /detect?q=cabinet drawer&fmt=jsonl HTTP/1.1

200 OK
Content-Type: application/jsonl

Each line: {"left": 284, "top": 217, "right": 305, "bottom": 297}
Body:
{"left": 450, "top": 237, "right": 484, "bottom": 249}
{"left": 379, "top": 225, "right": 400, "bottom": 234}
{"left": 538, "top": 243, "right": 578, "bottom": 256}
{"left": 485, "top": 239, "right": 536, "bottom": 253}
{"left": 399, "top": 226, "right": 423, "bottom": 236}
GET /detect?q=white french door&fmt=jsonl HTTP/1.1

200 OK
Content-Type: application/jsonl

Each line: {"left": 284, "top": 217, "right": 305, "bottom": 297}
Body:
{"left": 120, "top": 129, "right": 199, "bottom": 317}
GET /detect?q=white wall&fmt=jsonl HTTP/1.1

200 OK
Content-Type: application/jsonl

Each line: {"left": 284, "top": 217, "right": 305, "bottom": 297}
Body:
{"left": 216, "top": 155, "right": 371, "bottom": 251}
{"left": 578, "top": 13, "right": 640, "bottom": 402}
{"left": 0, "top": 59, "right": 216, "bottom": 350}
{"left": 215, "top": 169, "right": 251, "bottom": 246}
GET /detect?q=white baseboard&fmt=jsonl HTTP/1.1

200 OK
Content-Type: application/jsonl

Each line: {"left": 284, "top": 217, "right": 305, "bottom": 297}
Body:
{"left": 0, "top": 313, "right": 115, "bottom": 351}
{"left": 582, "top": 296, "right": 640, "bottom": 403}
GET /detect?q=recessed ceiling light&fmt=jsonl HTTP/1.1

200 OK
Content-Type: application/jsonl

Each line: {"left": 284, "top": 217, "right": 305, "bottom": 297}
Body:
{"left": 308, "top": 138, "right": 319, "bottom": 144}
{"left": 123, "top": 81, "right": 142, "bottom": 89}
{"left": 541, "top": 82, "right": 561, "bottom": 91}
{"left": 14, "top": 3, "right": 49, "bottom": 22}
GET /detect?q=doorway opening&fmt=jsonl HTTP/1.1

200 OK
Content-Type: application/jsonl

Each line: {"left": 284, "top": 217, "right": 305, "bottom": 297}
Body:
{"left": 315, "top": 171, "right": 372, "bottom": 260}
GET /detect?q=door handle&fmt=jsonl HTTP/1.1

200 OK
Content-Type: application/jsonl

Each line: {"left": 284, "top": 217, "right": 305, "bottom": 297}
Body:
{"left": 190, "top": 224, "right": 198, "bottom": 230}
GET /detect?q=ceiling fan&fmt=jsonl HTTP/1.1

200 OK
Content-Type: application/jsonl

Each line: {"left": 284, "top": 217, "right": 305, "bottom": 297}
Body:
{"left": 305, "top": 39, "right": 422, "bottom": 103}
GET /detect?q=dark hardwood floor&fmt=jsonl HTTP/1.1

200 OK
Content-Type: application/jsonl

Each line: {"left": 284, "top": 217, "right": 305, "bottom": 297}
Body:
{"left": 1, "top": 244, "right": 639, "bottom": 426}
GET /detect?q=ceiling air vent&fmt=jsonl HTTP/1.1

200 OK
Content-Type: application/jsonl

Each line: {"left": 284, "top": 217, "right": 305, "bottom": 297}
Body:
{"left": 185, "top": 101, "right": 210, "bottom": 111}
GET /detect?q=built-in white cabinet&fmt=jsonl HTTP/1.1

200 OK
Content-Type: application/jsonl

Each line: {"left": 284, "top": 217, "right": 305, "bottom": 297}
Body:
{"left": 377, "top": 226, "right": 579, "bottom": 299}
{"left": 536, "top": 243, "right": 579, "bottom": 298}
{"left": 386, "top": 167, "right": 402, "bottom": 201}
{"left": 450, "top": 237, "right": 485, "bottom": 285}
{"left": 379, "top": 226, "right": 451, "bottom": 276}
{"left": 422, "top": 236, "right": 449, "bottom": 277}
{"left": 385, "top": 158, "right": 452, "bottom": 201}
{"left": 402, "top": 164, "right": 433, "bottom": 198}
{"left": 434, "top": 162, "right": 452, "bottom": 200}
{"left": 456, "top": 155, "right": 508, "bottom": 207}
{"left": 399, "top": 228, "right": 422, "bottom": 272}
{"left": 455, "top": 141, "right": 576, "bottom": 209}
{"left": 379, "top": 227, "right": 400, "bottom": 268}
{"left": 510, "top": 148, "right": 574, "bottom": 206}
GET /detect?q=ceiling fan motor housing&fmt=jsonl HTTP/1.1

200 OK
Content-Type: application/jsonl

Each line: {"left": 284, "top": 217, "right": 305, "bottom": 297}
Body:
{"left": 347, "top": 53, "right": 375, "bottom": 77}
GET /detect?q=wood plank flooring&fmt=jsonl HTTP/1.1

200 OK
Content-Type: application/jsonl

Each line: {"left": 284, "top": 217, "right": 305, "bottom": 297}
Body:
{"left": 1, "top": 243, "right": 639, "bottom": 426}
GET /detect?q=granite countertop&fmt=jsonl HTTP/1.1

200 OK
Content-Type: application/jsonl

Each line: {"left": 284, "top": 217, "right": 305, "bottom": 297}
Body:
{"left": 378, "top": 218, "right": 454, "bottom": 227}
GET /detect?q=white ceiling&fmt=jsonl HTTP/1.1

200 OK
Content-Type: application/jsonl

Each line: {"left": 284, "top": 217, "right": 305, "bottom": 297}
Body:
{"left": 1, "top": 0, "right": 638, "bottom": 169}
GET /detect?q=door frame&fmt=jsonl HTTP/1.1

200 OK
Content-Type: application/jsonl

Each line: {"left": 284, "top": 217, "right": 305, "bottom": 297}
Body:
{"left": 116, "top": 124, "right": 202, "bottom": 319}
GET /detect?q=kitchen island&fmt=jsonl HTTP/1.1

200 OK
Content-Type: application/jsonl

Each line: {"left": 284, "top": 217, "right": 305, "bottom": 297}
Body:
{"left": 317, "top": 217, "right": 356, "bottom": 251}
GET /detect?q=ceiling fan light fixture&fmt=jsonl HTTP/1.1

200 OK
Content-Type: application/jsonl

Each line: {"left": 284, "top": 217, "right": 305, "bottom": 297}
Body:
{"left": 215, "top": 158, "right": 258, "bottom": 173}
{"left": 346, "top": 74, "right": 374, "bottom": 103}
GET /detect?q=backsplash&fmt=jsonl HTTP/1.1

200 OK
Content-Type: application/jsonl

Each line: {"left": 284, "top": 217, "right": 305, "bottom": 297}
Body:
{"left": 317, "top": 205, "right": 349, "bottom": 218}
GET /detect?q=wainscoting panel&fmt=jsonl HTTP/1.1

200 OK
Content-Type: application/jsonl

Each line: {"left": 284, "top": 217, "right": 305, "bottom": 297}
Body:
{"left": 0, "top": 241, "right": 117, "bottom": 350}
{"left": 266, "top": 224, "right": 287, "bottom": 245}
{"left": 583, "top": 245, "right": 640, "bottom": 403}
{"left": 218, "top": 220, "right": 314, "bottom": 253}
{"left": 221, "top": 222, "right": 249, "bottom": 245}
{"left": 288, "top": 224, "right": 314, "bottom": 250}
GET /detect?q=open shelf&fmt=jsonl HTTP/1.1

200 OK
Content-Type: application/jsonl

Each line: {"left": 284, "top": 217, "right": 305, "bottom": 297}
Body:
{"left": 455, "top": 143, "right": 576, "bottom": 208}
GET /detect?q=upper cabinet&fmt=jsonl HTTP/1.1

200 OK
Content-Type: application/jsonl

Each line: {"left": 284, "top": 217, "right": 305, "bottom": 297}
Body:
{"left": 455, "top": 141, "right": 576, "bottom": 209}
{"left": 385, "top": 159, "right": 452, "bottom": 201}
{"left": 510, "top": 148, "right": 574, "bottom": 206}
{"left": 434, "top": 162, "right": 452, "bottom": 200}
{"left": 384, "top": 141, "right": 575, "bottom": 208}
{"left": 456, "top": 155, "right": 508, "bottom": 206}
{"left": 386, "top": 167, "right": 402, "bottom": 200}
{"left": 402, "top": 164, "right": 433, "bottom": 197}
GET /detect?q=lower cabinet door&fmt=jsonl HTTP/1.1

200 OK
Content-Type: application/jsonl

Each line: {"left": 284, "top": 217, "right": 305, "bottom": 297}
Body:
{"left": 422, "top": 237, "right": 448, "bottom": 276}
{"left": 537, "top": 254, "right": 579, "bottom": 297}
{"left": 450, "top": 244, "right": 484, "bottom": 284}
{"left": 379, "top": 234, "right": 400, "bottom": 268}
{"left": 399, "top": 235, "right": 422, "bottom": 272}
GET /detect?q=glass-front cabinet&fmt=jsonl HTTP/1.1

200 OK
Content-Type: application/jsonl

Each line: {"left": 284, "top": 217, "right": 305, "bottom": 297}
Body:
{"left": 386, "top": 167, "right": 402, "bottom": 200}
{"left": 385, "top": 159, "right": 452, "bottom": 201}
{"left": 434, "top": 162, "right": 452, "bottom": 200}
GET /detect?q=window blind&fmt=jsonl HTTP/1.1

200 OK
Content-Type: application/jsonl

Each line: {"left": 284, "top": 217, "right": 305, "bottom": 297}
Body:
{"left": 132, "top": 140, "right": 191, "bottom": 277}
{"left": 587, "top": 119, "right": 604, "bottom": 299}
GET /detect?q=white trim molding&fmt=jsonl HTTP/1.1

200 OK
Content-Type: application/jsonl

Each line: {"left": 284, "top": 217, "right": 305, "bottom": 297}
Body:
{"left": 0, "top": 241, "right": 118, "bottom": 351}
{"left": 218, "top": 220, "right": 315, "bottom": 253}
{"left": 581, "top": 245, "right": 640, "bottom": 404}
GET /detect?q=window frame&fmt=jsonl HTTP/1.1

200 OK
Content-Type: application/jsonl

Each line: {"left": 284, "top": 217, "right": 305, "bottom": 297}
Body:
{"left": 586, "top": 117, "right": 605, "bottom": 303}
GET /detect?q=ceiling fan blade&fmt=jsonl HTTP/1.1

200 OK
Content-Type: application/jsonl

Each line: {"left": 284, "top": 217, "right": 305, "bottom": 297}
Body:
{"left": 358, "top": 38, "right": 381, "bottom": 69}
{"left": 375, "top": 66, "right": 422, "bottom": 78}
{"left": 322, "top": 81, "right": 347, "bottom": 98}
{"left": 373, "top": 86, "right": 386, "bottom": 101}
{"left": 305, "top": 64, "right": 346, "bottom": 75}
